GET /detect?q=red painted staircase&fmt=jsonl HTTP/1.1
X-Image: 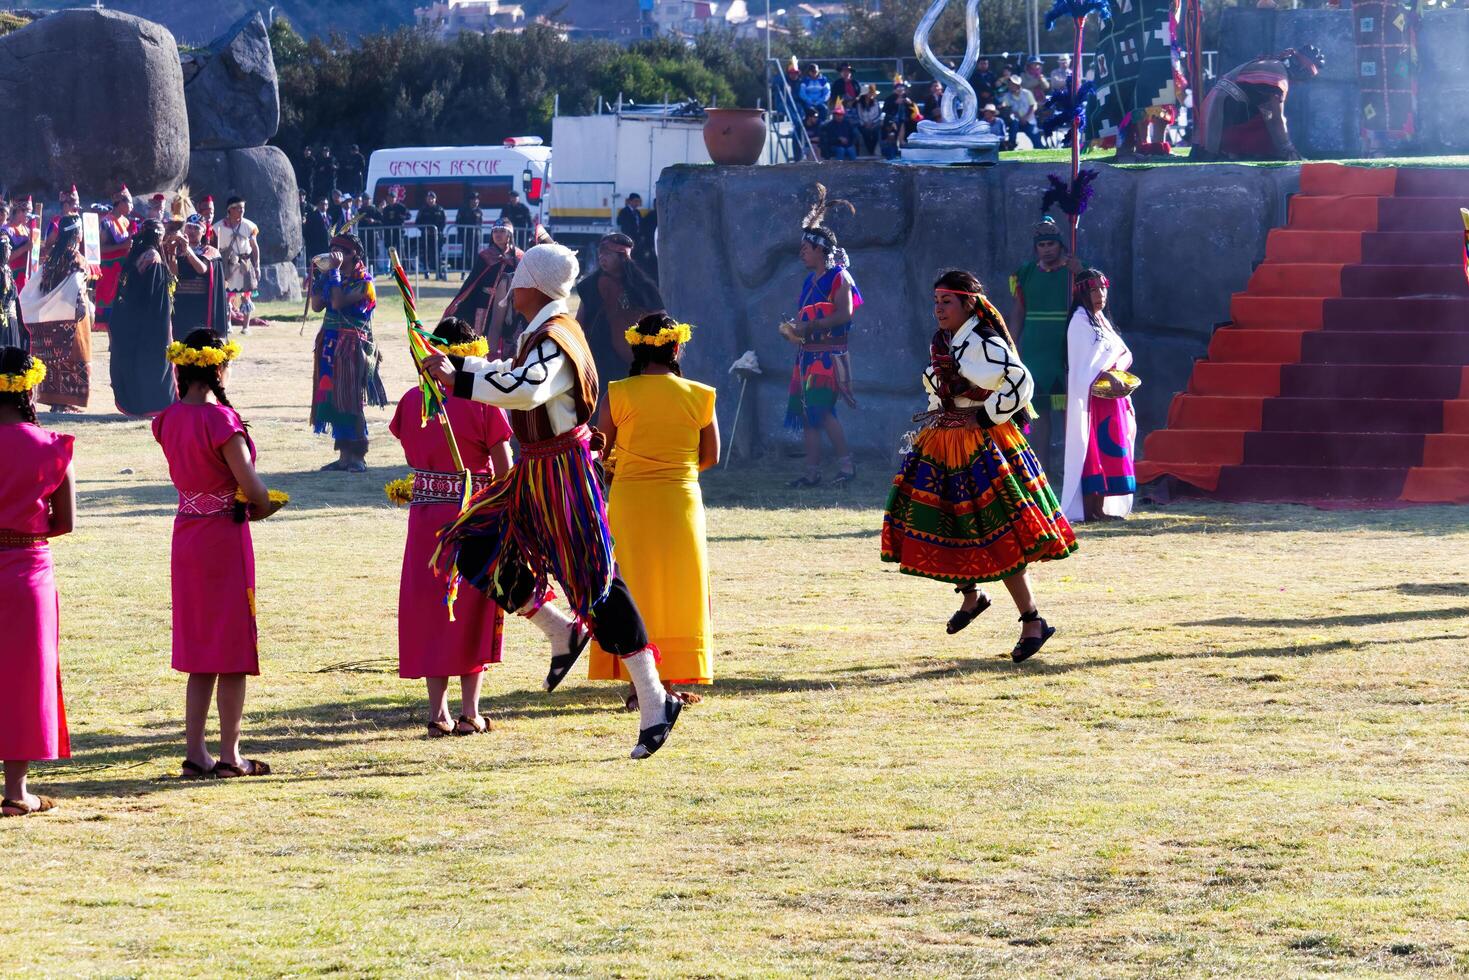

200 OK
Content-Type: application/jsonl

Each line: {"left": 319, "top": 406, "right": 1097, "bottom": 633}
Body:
{"left": 1138, "top": 163, "right": 1469, "bottom": 505}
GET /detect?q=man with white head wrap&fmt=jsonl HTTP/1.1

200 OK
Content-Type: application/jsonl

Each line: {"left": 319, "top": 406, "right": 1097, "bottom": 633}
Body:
{"left": 426, "top": 243, "right": 683, "bottom": 759}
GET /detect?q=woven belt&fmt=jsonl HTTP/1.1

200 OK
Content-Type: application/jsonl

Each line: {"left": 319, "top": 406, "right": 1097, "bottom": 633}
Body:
{"left": 411, "top": 468, "right": 492, "bottom": 505}
{"left": 912, "top": 407, "right": 984, "bottom": 429}
{"left": 0, "top": 529, "right": 46, "bottom": 549}
{"left": 177, "top": 490, "right": 235, "bottom": 517}
{"left": 521, "top": 424, "right": 592, "bottom": 460}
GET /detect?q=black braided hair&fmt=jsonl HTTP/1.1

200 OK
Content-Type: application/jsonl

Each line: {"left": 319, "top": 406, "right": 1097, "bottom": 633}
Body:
{"left": 932, "top": 269, "right": 1033, "bottom": 426}
{"left": 174, "top": 328, "right": 240, "bottom": 418}
{"left": 627, "top": 313, "right": 683, "bottom": 378}
{"left": 0, "top": 345, "right": 38, "bottom": 425}
{"left": 431, "top": 316, "right": 475, "bottom": 347}
{"left": 1067, "top": 267, "right": 1109, "bottom": 334}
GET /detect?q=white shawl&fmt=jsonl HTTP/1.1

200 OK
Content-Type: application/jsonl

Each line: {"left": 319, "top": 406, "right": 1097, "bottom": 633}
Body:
{"left": 19, "top": 268, "right": 90, "bottom": 324}
{"left": 1061, "top": 307, "right": 1133, "bottom": 522}
{"left": 922, "top": 316, "right": 1034, "bottom": 425}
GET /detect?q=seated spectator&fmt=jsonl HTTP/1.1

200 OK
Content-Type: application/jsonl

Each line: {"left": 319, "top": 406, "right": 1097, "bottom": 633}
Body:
{"left": 854, "top": 84, "right": 884, "bottom": 155}
{"left": 1001, "top": 74, "right": 1042, "bottom": 148}
{"left": 973, "top": 57, "right": 998, "bottom": 95}
{"left": 798, "top": 62, "right": 833, "bottom": 123}
{"left": 922, "top": 81, "right": 946, "bottom": 123}
{"left": 1049, "top": 54, "right": 1073, "bottom": 93}
{"left": 979, "top": 104, "right": 1007, "bottom": 140}
{"left": 1022, "top": 57, "right": 1051, "bottom": 103}
{"left": 834, "top": 62, "right": 860, "bottom": 105}
{"left": 784, "top": 56, "right": 802, "bottom": 96}
{"left": 883, "top": 78, "right": 921, "bottom": 143}
{"left": 879, "top": 122, "right": 902, "bottom": 160}
{"left": 799, "top": 108, "right": 823, "bottom": 161}
{"left": 820, "top": 102, "right": 860, "bottom": 160}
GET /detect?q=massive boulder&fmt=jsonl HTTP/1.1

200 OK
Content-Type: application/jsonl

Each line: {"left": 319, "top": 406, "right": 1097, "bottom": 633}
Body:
{"left": 0, "top": 10, "right": 189, "bottom": 199}
{"left": 182, "top": 12, "right": 280, "bottom": 150}
{"left": 188, "top": 146, "right": 302, "bottom": 301}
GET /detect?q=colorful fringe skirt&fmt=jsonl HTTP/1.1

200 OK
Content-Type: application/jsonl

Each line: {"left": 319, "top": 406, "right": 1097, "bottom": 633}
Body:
{"left": 882, "top": 419, "right": 1077, "bottom": 584}
{"left": 785, "top": 347, "right": 854, "bottom": 429}
{"left": 434, "top": 425, "right": 615, "bottom": 619}
{"left": 311, "top": 321, "right": 387, "bottom": 442}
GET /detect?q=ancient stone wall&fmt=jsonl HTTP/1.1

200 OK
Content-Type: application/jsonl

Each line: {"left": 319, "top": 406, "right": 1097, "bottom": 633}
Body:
{"left": 657, "top": 161, "right": 1300, "bottom": 459}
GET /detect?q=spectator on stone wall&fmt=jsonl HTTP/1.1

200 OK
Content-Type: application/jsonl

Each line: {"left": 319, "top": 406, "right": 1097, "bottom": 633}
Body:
{"left": 800, "top": 108, "right": 824, "bottom": 161}
{"left": 883, "top": 79, "right": 921, "bottom": 143}
{"left": 820, "top": 103, "right": 860, "bottom": 160}
{"left": 879, "top": 122, "right": 901, "bottom": 160}
{"left": 979, "top": 104, "right": 1007, "bottom": 140}
{"left": 1001, "top": 74, "right": 1042, "bottom": 148}
{"left": 1049, "top": 54, "right": 1073, "bottom": 93}
{"left": 973, "top": 56, "right": 998, "bottom": 95}
{"left": 343, "top": 144, "right": 367, "bottom": 196}
{"left": 798, "top": 62, "right": 833, "bottom": 123}
{"left": 834, "top": 63, "right": 860, "bottom": 105}
{"left": 854, "top": 85, "right": 884, "bottom": 155}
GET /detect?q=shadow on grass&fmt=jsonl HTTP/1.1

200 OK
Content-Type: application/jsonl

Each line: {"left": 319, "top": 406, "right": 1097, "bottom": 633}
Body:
{"left": 76, "top": 462, "right": 418, "bottom": 516}
{"left": 1180, "top": 606, "right": 1469, "bottom": 630}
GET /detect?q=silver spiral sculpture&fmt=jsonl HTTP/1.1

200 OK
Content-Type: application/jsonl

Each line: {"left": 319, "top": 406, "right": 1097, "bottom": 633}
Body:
{"left": 908, "top": 0, "right": 990, "bottom": 144}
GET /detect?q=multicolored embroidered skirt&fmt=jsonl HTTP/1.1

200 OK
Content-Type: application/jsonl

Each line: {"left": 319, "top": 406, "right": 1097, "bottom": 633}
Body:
{"left": 1082, "top": 396, "right": 1137, "bottom": 497}
{"left": 882, "top": 420, "right": 1077, "bottom": 584}
{"left": 785, "top": 346, "right": 854, "bottom": 429}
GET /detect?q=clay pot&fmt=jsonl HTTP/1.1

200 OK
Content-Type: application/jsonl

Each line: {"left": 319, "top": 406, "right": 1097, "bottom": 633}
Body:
{"left": 703, "top": 108, "right": 767, "bottom": 166}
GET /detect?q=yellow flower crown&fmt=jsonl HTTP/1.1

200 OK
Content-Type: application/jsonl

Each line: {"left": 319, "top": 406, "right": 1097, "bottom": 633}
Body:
{"left": 435, "top": 338, "right": 489, "bottom": 358}
{"left": 234, "top": 488, "right": 290, "bottom": 506}
{"left": 167, "top": 340, "right": 241, "bottom": 368}
{"left": 384, "top": 476, "right": 414, "bottom": 506}
{"left": 0, "top": 357, "right": 46, "bottom": 393}
{"left": 624, "top": 321, "right": 693, "bottom": 348}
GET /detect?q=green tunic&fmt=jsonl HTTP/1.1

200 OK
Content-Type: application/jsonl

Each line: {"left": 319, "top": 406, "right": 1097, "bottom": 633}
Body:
{"left": 1010, "top": 260, "right": 1074, "bottom": 409}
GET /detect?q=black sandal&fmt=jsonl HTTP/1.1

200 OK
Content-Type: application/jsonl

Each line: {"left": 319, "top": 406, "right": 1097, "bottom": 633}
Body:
{"left": 545, "top": 621, "right": 592, "bottom": 693}
{"left": 831, "top": 467, "right": 857, "bottom": 487}
{"left": 1011, "top": 610, "right": 1056, "bottom": 663}
{"left": 454, "top": 714, "right": 490, "bottom": 735}
{"left": 787, "top": 474, "right": 822, "bottom": 488}
{"left": 630, "top": 695, "right": 682, "bottom": 760}
{"left": 946, "top": 586, "right": 991, "bottom": 635}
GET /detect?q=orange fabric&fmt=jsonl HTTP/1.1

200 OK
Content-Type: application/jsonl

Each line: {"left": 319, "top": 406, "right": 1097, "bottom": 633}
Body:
{"left": 1421, "top": 433, "right": 1469, "bottom": 468}
{"left": 1245, "top": 263, "right": 1344, "bottom": 297}
{"left": 1298, "top": 163, "right": 1398, "bottom": 198}
{"left": 1143, "top": 429, "right": 1245, "bottom": 465}
{"left": 1208, "top": 329, "right": 1306, "bottom": 363}
{"left": 1444, "top": 400, "right": 1469, "bottom": 434}
{"left": 1135, "top": 461, "right": 1223, "bottom": 492}
{"left": 1166, "top": 395, "right": 1265, "bottom": 431}
{"left": 1265, "top": 230, "right": 1363, "bottom": 264}
{"left": 1461, "top": 367, "right": 1469, "bottom": 399}
{"left": 1400, "top": 467, "right": 1469, "bottom": 504}
{"left": 1190, "top": 362, "right": 1281, "bottom": 397}
{"left": 1287, "top": 195, "right": 1381, "bottom": 232}
{"left": 1230, "top": 295, "right": 1325, "bottom": 330}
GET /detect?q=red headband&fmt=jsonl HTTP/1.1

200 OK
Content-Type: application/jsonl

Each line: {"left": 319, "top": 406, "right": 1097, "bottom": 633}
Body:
{"left": 935, "top": 287, "right": 983, "bottom": 296}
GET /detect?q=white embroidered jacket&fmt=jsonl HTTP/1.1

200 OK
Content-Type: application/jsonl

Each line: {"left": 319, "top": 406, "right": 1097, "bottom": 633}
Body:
{"left": 451, "top": 299, "right": 579, "bottom": 435}
{"left": 922, "top": 315, "right": 1034, "bottom": 425}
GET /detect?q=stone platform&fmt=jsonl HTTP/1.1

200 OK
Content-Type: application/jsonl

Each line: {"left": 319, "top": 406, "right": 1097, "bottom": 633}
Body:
{"left": 658, "top": 159, "right": 1314, "bottom": 459}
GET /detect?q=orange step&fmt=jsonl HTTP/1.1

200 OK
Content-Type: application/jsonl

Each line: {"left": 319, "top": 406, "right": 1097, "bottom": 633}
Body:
{"left": 1165, "top": 394, "right": 1265, "bottom": 431}
{"left": 1299, "top": 163, "right": 1398, "bottom": 198}
{"left": 1287, "top": 195, "right": 1381, "bottom": 232}
{"left": 1143, "top": 429, "right": 1246, "bottom": 465}
{"left": 1422, "top": 433, "right": 1469, "bottom": 468}
{"left": 1207, "top": 328, "right": 1307, "bottom": 363}
{"left": 1443, "top": 401, "right": 1469, "bottom": 434}
{"left": 1229, "top": 295, "right": 1325, "bottom": 330}
{"left": 1265, "top": 229, "right": 1364, "bottom": 264}
{"left": 1401, "top": 467, "right": 1469, "bottom": 503}
{"left": 1190, "top": 362, "right": 1282, "bottom": 397}
{"left": 1135, "top": 460, "right": 1224, "bottom": 492}
{"left": 1244, "top": 263, "right": 1344, "bottom": 297}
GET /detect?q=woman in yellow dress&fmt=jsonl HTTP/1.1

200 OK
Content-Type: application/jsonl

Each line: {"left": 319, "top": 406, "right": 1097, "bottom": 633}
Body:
{"left": 588, "top": 314, "right": 720, "bottom": 707}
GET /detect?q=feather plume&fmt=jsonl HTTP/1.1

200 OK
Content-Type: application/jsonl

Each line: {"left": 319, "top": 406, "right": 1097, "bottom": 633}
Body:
{"left": 1040, "top": 169, "right": 1100, "bottom": 217}
{"left": 1040, "top": 82, "right": 1096, "bottom": 137}
{"left": 1044, "top": 0, "right": 1112, "bottom": 31}
{"left": 803, "top": 182, "right": 856, "bottom": 229}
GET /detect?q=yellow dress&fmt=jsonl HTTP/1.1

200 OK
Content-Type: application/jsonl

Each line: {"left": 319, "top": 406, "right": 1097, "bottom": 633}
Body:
{"left": 588, "top": 373, "right": 716, "bottom": 685}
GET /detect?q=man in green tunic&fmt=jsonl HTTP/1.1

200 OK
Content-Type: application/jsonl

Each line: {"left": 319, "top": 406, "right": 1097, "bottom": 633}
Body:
{"left": 1010, "top": 217, "right": 1082, "bottom": 475}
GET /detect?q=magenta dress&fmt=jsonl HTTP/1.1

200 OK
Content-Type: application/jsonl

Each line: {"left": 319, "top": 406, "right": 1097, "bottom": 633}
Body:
{"left": 0, "top": 423, "right": 72, "bottom": 761}
{"left": 152, "top": 402, "right": 259, "bottom": 675}
{"left": 389, "top": 389, "right": 511, "bottom": 679}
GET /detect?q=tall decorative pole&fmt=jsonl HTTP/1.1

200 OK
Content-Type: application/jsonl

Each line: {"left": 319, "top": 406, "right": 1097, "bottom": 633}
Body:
{"left": 1041, "top": 0, "right": 1112, "bottom": 250}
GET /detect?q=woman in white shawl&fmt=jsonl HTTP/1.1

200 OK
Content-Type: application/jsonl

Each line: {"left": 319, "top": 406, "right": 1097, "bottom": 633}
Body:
{"left": 1061, "top": 268, "right": 1137, "bottom": 523}
{"left": 19, "top": 215, "right": 92, "bottom": 412}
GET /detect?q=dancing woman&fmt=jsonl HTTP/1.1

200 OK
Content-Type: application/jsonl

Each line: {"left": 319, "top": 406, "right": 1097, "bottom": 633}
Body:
{"left": 0, "top": 348, "right": 75, "bottom": 817}
{"left": 882, "top": 270, "right": 1077, "bottom": 662}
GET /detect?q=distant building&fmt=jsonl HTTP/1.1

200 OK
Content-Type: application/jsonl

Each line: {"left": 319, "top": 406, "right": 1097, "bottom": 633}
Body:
{"left": 650, "top": 0, "right": 751, "bottom": 35}
{"left": 540, "top": 0, "right": 655, "bottom": 42}
{"left": 789, "top": 2, "right": 850, "bottom": 33}
{"left": 415, "top": 0, "right": 526, "bottom": 36}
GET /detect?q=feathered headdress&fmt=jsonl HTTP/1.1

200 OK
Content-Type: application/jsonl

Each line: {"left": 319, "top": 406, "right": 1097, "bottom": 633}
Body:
{"left": 1040, "top": 82, "right": 1097, "bottom": 137}
{"left": 1041, "top": 169, "right": 1100, "bottom": 217}
{"left": 171, "top": 185, "right": 194, "bottom": 222}
{"left": 1044, "top": 0, "right": 1112, "bottom": 31}
{"left": 802, "top": 182, "right": 855, "bottom": 232}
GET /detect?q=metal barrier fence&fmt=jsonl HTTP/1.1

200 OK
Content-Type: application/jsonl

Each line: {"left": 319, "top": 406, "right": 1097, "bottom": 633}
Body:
{"left": 297, "top": 224, "right": 542, "bottom": 296}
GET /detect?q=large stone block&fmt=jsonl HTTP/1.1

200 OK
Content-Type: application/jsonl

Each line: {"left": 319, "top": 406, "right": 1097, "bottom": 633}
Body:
{"left": 1292, "top": 80, "right": 1360, "bottom": 159}
{"left": 182, "top": 12, "right": 280, "bottom": 150}
{"left": 0, "top": 10, "right": 189, "bottom": 200}
{"left": 1218, "top": 8, "right": 1276, "bottom": 72}
{"left": 257, "top": 261, "right": 302, "bottom": 303}
{"left": 187, "top": 146, "right": 302, "bottom": 265}
{"left": 1416, "top": 11, "right": 1469, "bottom": 153}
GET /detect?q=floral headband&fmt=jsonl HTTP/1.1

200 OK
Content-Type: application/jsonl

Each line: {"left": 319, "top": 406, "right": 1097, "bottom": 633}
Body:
{"left": 166, "top": 340, "right": 241, "bottom": 368}
{"left": 432, "top": 337, "right": 489, "bottom": 358}
{"left": 0, "top": 356, "right": 46, "bottom": 393}
{"left": 625, "top": 321, "right": 693, "bottom": 348}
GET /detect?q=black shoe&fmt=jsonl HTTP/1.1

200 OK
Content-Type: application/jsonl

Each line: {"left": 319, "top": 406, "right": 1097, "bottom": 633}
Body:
{"left": 631, "top": 695, "right": 682, "bottom": 759}
{"left": 831, "top": 466, "right": 857, "bottom": 487}
{"left": 1011, "top": 610, "right": 1056, "bottom": 663}
{"left": 544, "top": 622, "right": 592, "bottom": 692}
{"left": 787, "top": 474, "right": 822, "bottom": 488}
{"left": 946, "top": 586, "right": 991, "bottom": 635}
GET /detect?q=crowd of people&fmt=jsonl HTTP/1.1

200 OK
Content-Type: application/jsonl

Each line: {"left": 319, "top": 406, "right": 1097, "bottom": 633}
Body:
{"left": 782, "top": 53, "right": 1082, "bottom": 161}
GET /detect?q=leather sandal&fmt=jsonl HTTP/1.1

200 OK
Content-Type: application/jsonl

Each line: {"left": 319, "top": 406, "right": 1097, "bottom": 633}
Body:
{"left": 180, "top": 759, "right": 213, "bottom": 779}
{"left": 454, "top": 714, "right": 490, "bottom": 735}
{"left": 946, "top": 586, "right": 991, "bottom": 635}
{"left": 211, "top": 759, "right": 271, "bottom": 778}
{"left": 426, "top": 720, "right": 453, "bottom": 738}
{"left": 1, "top": 795, "right": 57, "bottom": 817}
{"left": 1011, "top": 610, "right": 1056, "bottom": 663}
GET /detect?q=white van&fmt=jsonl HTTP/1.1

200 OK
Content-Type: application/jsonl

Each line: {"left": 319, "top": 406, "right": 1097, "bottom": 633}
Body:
{"left": 363, "top": 140, "right": 551, "bottom": 226}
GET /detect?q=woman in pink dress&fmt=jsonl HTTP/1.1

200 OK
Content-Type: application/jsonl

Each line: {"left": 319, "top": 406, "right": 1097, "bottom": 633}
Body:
{"left": 389, "top": 317, "right": 514, "bottom": 736}
{"left": 0, "top": 348, "right": 75, "bottom": 817}
{"left": 153, "top": 329, "right": 284, "bottom": 779}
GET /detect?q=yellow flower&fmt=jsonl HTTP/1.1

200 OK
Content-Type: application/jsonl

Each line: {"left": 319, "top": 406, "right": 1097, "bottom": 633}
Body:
{"left": 384, "top": 476, "right": 414, "bottom": 506}
{"left": 166, "top": 340, "right": 242, "bottom": 368}
{"left": 624, "top": 322, "right": 694, "bottom": 348}
{"left": 234, "top": 487, "right": 290, "bottom": 506}
{"left": 0, "top": 357, "right": 46, "bottom": 393}
{"left": 437, "top": 338, "right": 489, "bottom": 358}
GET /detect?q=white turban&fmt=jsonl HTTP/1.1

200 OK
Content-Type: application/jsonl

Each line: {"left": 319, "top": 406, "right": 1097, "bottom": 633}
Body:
{"left": 511, "top": 242, "right": 579, "bottom": 301}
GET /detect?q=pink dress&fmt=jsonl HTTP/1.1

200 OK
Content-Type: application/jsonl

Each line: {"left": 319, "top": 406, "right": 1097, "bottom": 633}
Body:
{"left": 390, "top": 389, "right": 512, "bottom": 679}
{"left": 0, "top": 423, "right": 72, "bottom": 760}
{"left": 152, "top": 402, "right": 259, "bottom": 675}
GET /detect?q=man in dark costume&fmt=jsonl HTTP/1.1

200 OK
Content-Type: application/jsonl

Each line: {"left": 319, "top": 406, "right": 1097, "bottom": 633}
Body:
{"left": 443, "top": 218, "right": 522, "bottom": 353}
{"left": 1193, "top": 46, "right": 1324, "bottom": 161}
{"left": 573, "top": 233, "right": 665, "bottom": 388}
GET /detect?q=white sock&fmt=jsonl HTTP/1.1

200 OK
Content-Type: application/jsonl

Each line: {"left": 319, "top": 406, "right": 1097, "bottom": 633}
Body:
{"left": 525, "top": 603, "right": 575, "bottom": 655}
{"left": 621, "top": 649, "right": 666, "bottom": 730}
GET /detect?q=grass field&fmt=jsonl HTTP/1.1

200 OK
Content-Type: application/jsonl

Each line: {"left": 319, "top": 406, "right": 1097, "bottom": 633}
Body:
{"left": 5, "top": 283, "right": 1469, "bottom": 976}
